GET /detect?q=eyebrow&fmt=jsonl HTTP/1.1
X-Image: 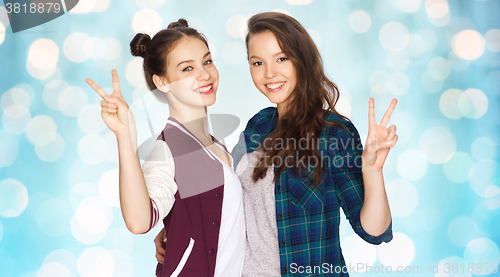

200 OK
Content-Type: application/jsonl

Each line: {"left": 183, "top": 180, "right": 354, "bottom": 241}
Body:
{"left": 249, "top": 51, "right": 284, "bottom": 60}
{"left": 177, "top": 51, "right": 211, "bottom": 67}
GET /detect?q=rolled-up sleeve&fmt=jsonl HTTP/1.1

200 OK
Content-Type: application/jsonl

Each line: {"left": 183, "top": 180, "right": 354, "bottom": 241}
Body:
{"left": 331, "top": 122, "right": 392, "bottom": 244}
{"left": 142, "top": 140, "right": 177, "bottom": 232}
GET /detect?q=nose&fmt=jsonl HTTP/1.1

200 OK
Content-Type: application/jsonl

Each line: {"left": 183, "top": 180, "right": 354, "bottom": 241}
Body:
{"left": 197, "top": 66, "right": 210, "bottom": 82}
{"left": 265, "top": 63, "right": 277, "bottom": 79}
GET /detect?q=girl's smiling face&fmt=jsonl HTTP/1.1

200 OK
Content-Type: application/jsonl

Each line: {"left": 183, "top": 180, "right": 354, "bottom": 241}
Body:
{"left": 158, "top": 36, "right": 219, "bottom": 108}
{"left": 247, "top": 30, "right": 297, "bottom": 114}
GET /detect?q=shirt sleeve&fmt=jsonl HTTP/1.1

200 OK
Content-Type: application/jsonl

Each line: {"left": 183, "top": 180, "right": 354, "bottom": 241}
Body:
{"left": 331, "top": 122, "right": 393, "bottom": 245}
{"left": 142, "top": 140, "right": 177, "bottom": 232}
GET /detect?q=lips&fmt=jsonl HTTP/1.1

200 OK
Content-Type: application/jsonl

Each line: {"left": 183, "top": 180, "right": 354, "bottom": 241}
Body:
{"left": 265, "top": 81, "right": 285, "bottom": 92}
{"left": 194, "top": 83, "right": 214, "bottom": 95}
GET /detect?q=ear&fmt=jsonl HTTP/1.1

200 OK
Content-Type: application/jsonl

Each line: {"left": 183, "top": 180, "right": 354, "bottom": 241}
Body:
{"left": 153, "top": 74, "right": 170, "bottom": 93}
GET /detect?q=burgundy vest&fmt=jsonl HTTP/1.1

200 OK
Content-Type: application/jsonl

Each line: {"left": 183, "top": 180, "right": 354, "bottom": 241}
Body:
{"left": 154, "top": 119, "right": 225, "bottom": 277}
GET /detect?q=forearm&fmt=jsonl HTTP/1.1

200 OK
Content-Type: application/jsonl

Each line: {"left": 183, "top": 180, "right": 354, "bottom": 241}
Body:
{"left": 359, "top": 166, "right": 391, "bottom": 236}
{"left": 117, "top": 131, "right": 151, "bottom": 234}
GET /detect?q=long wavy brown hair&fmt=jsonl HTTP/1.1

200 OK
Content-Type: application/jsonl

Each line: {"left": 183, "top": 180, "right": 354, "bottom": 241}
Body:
{"left": 246, "top": 12, "right": 350, "bottom": 186}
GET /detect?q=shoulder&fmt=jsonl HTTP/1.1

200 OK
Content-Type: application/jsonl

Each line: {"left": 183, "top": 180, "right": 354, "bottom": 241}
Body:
{"left": 322, "top": 110, "right": 359, "bottom": 138}
{"left": 246, "top": 107, "right": 277, "bottom": 128}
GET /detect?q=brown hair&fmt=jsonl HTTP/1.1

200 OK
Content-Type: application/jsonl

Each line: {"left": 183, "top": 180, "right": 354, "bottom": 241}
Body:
{"left": 245, "top": 12, "right": 350, "bottom": 185}
{"left": 130, "top": 19, "right": 209, "bottom": 103}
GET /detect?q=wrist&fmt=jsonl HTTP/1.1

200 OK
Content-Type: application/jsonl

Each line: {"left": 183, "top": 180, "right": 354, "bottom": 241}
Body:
{"left": 362, "top": 164, "right": 383, "bottom": 174}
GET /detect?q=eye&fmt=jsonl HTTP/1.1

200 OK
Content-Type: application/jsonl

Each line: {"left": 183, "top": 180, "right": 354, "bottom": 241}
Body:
{"left": 252, "top": 61, "right": 263, "bottom": 66}
{"left": 204, "top": 59, "right": 213, "bottom": 65}
{"left": 277, "top": 57, "right": 288, "bottom": 62}
{"left": 182, "top": 66, "right": 193, "bottom": 72}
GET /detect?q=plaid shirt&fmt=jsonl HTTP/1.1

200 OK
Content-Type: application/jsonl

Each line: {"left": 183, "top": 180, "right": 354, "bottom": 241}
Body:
{"left": 233, "top": 107, "right": 393, "bottom": 276}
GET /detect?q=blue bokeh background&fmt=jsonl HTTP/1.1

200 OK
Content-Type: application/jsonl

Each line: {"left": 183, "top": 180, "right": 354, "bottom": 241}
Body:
{"left": 0, "top": 0, "right": 499, "bottom": 276}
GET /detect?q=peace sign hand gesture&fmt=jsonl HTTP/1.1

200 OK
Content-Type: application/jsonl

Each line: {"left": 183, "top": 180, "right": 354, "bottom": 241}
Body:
{"left": 362, "top": 97, "right": 398, "bottom": 170}
{"left": 86, "top": 69, "right": 136, "bottom": 137}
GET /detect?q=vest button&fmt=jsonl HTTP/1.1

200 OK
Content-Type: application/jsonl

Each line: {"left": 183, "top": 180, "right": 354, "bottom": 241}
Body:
{"left": 212, "top": 221, "right": 219, "bottom": 227}
{"left": 276, "top": 185, "right": 281, "bottom": 190}
{"left": 281, "top": 240, "right": 286, "bottom": 246}
{"left": 209, "top": 248, "right": 215, "bottom": 255}
{"left": 282, "top": 267, "right": 288, "bottom": 274}
{"left": 277, "top": 214, "right": 283, "bottom": 219}
{"left": 215, "top": 193, "right": 222, "bottom": 199}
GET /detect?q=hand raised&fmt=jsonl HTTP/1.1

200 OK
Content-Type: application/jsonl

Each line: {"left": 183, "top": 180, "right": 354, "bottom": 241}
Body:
{"left": 362, "top": 97, "right": 398, "bottom": 169}
{"left": 86, "top": 69, "right": 135, "bottom": 137}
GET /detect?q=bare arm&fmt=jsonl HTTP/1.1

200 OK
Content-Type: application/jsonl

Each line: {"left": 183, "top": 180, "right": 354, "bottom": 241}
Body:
{"left": 86, "top": 70, "right": 151, "bottom": 234}
{"left": 359, "top": 98, "right": 398, "bottom": 236}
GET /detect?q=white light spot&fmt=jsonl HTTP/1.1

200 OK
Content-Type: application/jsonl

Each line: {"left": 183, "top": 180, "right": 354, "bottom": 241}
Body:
{"left": 78, "top": 104, "right": 107, "bottom": 134}
{"left": 26, "top": 60, "right": 57, "bottom": 80}
{"left": 58, "top": 86, "right": 89, "bottom": 117}
{"left": 92, "top": 0, "right": 111, "bottom": 12}
{"left": 435, "top": 256, "right": 471, "bottom": 277}
{"left": 78, "top": 247, "right": 115, "bottom": 277}
{"left": 458, "top": 88, "right": 488, "bottom": 119}
{"left": 26, "top": 115, "right": 57, "bottom": 146}
{"left": 427, "top": 56, "right": 450, "bottom": 81}
{"left": 386, "top": 50, "right": 409, "bottom": 71}
{"left": 78, "top": 134, "right": 108, "bottom": 165}
{"left": 379, "top": 22, "right": 410, "bottom": 51}
{"left": 471, "top": 137, "right": 497, "bottom": 161}
{"left": 417, "top": 28, "right": 437, "bottom": 52}
{"left": 397, "top": 149, "right": 428, "bottom": 181}
{"left": 464, "top": 238, "right": 500, "bottom": 269}
{"left": 398, "top": 0, "right": 421, "bottom": 13}
{"left": 27, "top": 39, "right": 59, "bottom": 70}
{"left": 485, "top": 29, "right": 500, "bottom": 52}
{"left": 109, "top": 249, "right": 133, "bottom": 277}
{"left": 1, "top": 104, "right": 31, "bottom": 135}
{"left": 452, "top": 30, "right": 485, "bottom": 60}
{"left": 132, "top": 9, "right": 162, "bottom": 36}
{"left": 222, "top": 41, "right": 246, "bottom": 65}
{"left": 341, "top": 234, "right": 377, "bottom": 271}
{"left": 126, "top": 57, "right": 147, "bottom": 87}
{"left": 405, "top": 34, "right": 426, "bottom": 57}
{"left": 439, "top": 88, "right": 463, "bottom": 119}
{"left": 70, "top": 0, "right": 96, "bottom": 13}
{"left": 64, "top": 32, "right": 94, "bottom": 63}
{"left": 43, "top": 249, "right": 78, "bottom": 277}
{"left": 43, "top": 80, "right": 70, "bottom": 111}
{"left": 0, "top": 178, "right": 29, "bottom": 218}
{"left": 348, "top": 10, "right": 372, "bottom": 34}
{"left": 387, "top": 72, "right": 410, "bottom": 95}
{"left": 226, "top": 14, "right": 247, "bottom": 39}
{"left": 447, "top": 216, "right": 480, "bottom": 247}
{"left": 69, "top": 182, "right": 98, "bottom": 210}
{"left": 286, "top": 0, "right": 313, "bottom": 4}
{"left": 71, "top": 197, "right": 112, "bottom": 244}
{"left": 377, "top": 232, "right": 415, "bottom": 267}
{"left": 425, "top": 0, "right": 449, "bottom": 19}
{"left": 98, "top": 170, "right": 120, "bottom": 207}
{"left": 102, "top": 228, "right": 135, "bottom": 254}
{"left": 0, "top": 7, "right": 9, "bottom": 27}
{"left": 336, "top": 97, "right": 352, "bottom": 118}
{"left": 369, "top": 70, "right": 390, "bottom": 94}
{"left": 444, "top": 17, "right": 475, "bottom": 41}
{"left": 469, "top": 160, "right": 499, "bottom": 197}
{"left": 443, "top": 152, "right": 475, "bottom": 183}
{"left": 386, "top": 179, "right": 418, "bottom": 217}
{"left": 38, "top": 262, "right": 72, "bottom": 277}
{"left": 1, "top": 87, "right": 32, "bottom": 111}
{"left": 421, "top": 71, "right": 443, "bottom": 93}
{"left": 419, "top": 126, "right": 456, "bottom": 164}
{"left": 35, "top": 133, "right": 65, "bottom": 162}
{"left": 307, "top": 29, "right": 322, "bottom": 48}
{"left": 428, "top": 10, "right": 451, "bottom": 27}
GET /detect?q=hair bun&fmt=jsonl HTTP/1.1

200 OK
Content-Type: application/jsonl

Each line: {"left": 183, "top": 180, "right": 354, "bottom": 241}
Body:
{"left": 167, "top": 18, "right": 189, "bottom": 29}
{"left": 130, "top": 33, "right": 151, "bottom": 58}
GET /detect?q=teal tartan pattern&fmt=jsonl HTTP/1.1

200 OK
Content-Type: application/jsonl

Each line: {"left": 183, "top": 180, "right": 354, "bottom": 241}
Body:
{"left": 233, "top": 107, "right": 393, "bottom": 276}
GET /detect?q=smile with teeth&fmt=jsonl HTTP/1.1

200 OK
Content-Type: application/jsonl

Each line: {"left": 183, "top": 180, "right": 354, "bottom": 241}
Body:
{"left": 195, "top": 83, "right": 213, "bottom": 94}
{"left": 266, "top": 82, "right": 285, "bottom": 90}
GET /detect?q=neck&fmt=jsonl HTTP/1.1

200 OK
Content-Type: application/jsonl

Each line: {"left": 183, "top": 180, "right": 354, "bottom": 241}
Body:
{"left": 169, "top": 105, "right": 211, "bottom": 145}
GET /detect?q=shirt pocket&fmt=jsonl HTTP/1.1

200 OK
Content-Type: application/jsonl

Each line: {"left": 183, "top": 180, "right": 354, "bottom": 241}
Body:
{"left": 289, "top": 170, "right": 325, "bottom": 210}
{"left": 170, "top": 237, "right": 195, "bottom": 277}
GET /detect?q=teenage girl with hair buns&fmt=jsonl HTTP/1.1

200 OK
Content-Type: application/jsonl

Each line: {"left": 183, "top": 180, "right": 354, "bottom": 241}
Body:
{"left": 86, "top": 19, "right": 245, "bottom": 277}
